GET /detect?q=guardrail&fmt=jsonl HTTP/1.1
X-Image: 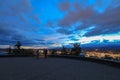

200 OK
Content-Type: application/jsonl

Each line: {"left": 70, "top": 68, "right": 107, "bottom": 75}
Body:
{"left": 0, "top": 54, "right": 119, "bottom": 68}
{"left": 48, "top": 55, "right": 120, "bottom": 68}
{"left": 0, "top": 54, "right": 34, "bottom": 57}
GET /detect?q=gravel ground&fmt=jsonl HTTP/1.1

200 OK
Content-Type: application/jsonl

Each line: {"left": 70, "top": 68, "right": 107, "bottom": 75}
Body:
{"left": 0, "top": 57, "right": 120, "bottom": 80}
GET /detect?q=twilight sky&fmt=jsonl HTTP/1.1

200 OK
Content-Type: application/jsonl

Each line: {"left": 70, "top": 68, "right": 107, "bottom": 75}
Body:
{"left": 0, "top": 0, "right": 120, "bottom": 48}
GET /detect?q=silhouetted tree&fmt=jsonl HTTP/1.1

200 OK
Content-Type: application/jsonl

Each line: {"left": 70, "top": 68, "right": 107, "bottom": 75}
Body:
{"left": 61, "top": 46, "right": 67, "bottom": 55}
{"left": 44, "top": 49, "right": 48, "bottom": 58}
{"left": 8, "top": 46, "right": 12, "bottom": 54}
{"left": 51, "top": 49, "right": 56, "bottom": 55}
{"left": 71, "top": 43, "right": 82, "bottom": 56}
{"left": 15, "top": 41, "right": 22, "bottom": 50}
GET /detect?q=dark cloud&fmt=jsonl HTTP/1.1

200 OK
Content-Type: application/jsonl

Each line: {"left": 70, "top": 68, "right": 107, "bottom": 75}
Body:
{"left": 46, "top": 21, "right": 54, "bottom": 27}
{"left": 34, "top": 39, "right": 45, "bottom": 42}
{"left": 0, "top": 23, "right": 14, "bottom": 36}
{"left": 57, "top": 0, "right": 120, "bottom": 36}
{"left": 0, "top": 0, "right": 120, "bottom": 47}
{"left": 58, "top": 6, "right": 97, "bottom": 27}
{"left": 57, "top": 0, "right": 98, "bottom": 35}
{"left": 57, "top": 28, "right": 73, "bottom": 35}
{"left": 58, "top": 1, "right": 71, "bottom": 11}
{"left": 0, "top": 0, "right": 41, "bottom": 46}
{"left": 0, "top": 39, "right": 16, "bottom": 45}
{"left": 58, "top": 0, "right": 99, "bottom": 27}
{"left": 84, "top": 6, "right": 120, "bottom": 36}
{"left": 0, "top": 0, "right": 31, "bottom": 16}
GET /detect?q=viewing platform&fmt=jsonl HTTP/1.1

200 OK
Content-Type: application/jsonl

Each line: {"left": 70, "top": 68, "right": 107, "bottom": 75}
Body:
{"left": 0, "top": 57, "right": 120, "bottom": 80}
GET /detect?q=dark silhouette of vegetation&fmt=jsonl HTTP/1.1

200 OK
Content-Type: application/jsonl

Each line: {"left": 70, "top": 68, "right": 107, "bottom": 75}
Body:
{"left": 8, "top": 41, "right": 34, "bottom": 56}
{"left": 15, "top": 41, "right": 21, "bottom": 50}
{"left": 71, "top": 43, "right": 82, "bottom": 56}
{"left": 51, "top": 49, "right": 56, "bottom": 55}
{"left": 36, "top": 50, "right": 40, "bottom": 59}
{"left": 61, "top": 46, "right": 67, "bottom": 55}
{"left": 8, "top": 46, "right": 12, "bottom": 54}
{"left": 104, "top": 55, "right": 113, "bottom": 60}
{"left": 44, "top": 49, "right": 48, "bottom": 58}
{"left": 12, "top": 48, "right": 34, "bottom": 56}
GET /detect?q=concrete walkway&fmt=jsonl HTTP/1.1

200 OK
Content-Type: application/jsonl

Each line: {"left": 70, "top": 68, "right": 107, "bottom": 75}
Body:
{"left": 0, "top": 57, "right": 120, "bottom": 80}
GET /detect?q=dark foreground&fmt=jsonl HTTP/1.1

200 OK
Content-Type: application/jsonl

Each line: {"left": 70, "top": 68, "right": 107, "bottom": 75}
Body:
{"left": 0, "top": 57, "right": 120, "bottom": 80}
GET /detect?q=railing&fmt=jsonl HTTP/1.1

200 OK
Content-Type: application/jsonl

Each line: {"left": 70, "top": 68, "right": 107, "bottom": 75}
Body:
{"left": 48, "top": 55, "right": 120, "bottom": 68}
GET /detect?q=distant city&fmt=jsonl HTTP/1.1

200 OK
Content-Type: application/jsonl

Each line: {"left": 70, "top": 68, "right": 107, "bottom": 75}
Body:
{"left": 0, "top": 42, "right": 120, "bottom": 61}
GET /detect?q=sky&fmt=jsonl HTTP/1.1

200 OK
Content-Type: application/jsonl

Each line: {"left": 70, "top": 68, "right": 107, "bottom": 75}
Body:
{"left": 0, "top": 0, "right": 120, "bottom": 49}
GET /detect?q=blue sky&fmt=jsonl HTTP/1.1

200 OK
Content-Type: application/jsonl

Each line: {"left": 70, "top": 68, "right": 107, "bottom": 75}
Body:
{"left": 0, "top": 0, "right": 120, "bottom": 48}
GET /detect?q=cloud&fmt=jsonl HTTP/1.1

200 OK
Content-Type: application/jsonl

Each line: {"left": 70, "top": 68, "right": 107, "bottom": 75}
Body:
{"left": 57, "top": 0, "right": 120, "bottom": 36}
{"left": 0, "top": 23, "right": 14, "bottom": 36}
{"left": 84, "top": 6, "right": 120, "bottom": 36}
{"left": 0, "top": 0, "right": 120, "bottom": 48}
{"left": 57, "top": 28, "right": 73, "bottom": 35}
{"left": 0, "top": 0, "right": 31, "bottom": 16}
{"left": 0, "top": 0, "right": 42, "bottom": 45}
{"left": 46, "top": 21, "right": 54, "bottom": 27}
{"left": 57, "top": 0, "right": 98, "bottom": 35}
{"left": 68, "top": 36, "right": 79, "bottom": 41}
{"left": 58, "top": 6, "right": 97, "bottom": 27}
{"left": 58, "top": 1, "right": 71, "bottom": 11}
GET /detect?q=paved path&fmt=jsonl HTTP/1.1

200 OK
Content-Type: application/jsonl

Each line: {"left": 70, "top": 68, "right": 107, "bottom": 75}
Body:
{"left": 0, "top": 57, "right": 120, "bottom": 80}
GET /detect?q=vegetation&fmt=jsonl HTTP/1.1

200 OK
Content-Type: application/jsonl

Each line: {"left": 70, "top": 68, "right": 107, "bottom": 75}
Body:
{"left": 8, "top": 41, "right": 34, "bottom": 56}
{"left": 15, "top": 41, "right": 21, "bottom": 50}
{"left": 51, "top": 49, "right": 56, "bottom": 55}
{"left": 61, "top": 46, "right": 67, "bottom": 55}
{"left": 71, "top": 43, "right": 82, "bottom": 56}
